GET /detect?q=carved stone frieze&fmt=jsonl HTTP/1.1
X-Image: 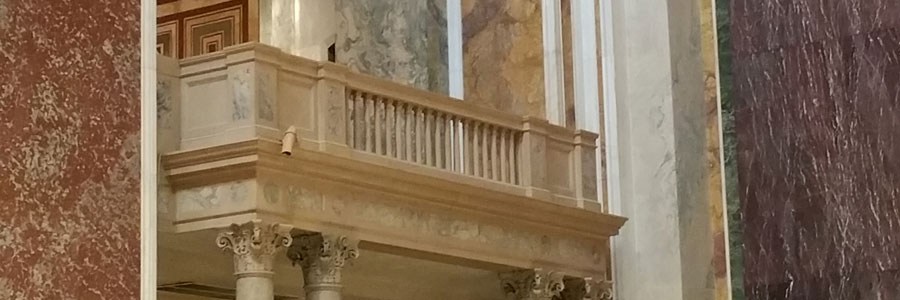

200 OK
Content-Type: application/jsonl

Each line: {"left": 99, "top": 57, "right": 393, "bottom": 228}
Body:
{"left": 286, "top": 233, "right": 360, "bottom": 289}
{"left": 216, "top": 220, "right": 293, "bottom": 277}
{"left": 500, "top": 269, "right": 565, "bottom": 300}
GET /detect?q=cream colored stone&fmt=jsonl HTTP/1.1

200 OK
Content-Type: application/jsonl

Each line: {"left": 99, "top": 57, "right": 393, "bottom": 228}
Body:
{"left": 216, "top": 220, "right": 293, "bottom": 300}
{"left": 287, "top": 233, "right": 360, "bottom": 300}
{"left": 605, "top": 0, "right": 716, "bottom": 298}
{"left": 499, "top": 269, "right": 565, "bottom": 300}
{"left": 159, "top": 43, "right": 622, "bottom": 299}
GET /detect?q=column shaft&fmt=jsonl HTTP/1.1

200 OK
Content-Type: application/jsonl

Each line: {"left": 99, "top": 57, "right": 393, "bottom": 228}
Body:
{"left": 235, "top": 276, "right": 275, "bottom": 300}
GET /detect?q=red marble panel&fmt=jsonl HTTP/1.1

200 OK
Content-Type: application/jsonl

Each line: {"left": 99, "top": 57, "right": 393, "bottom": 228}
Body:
{"left": 733, "top": 0, "right": 900, "bottom": 298}
{"left": 0, "top": 0, "right": 141, "bottom": 299}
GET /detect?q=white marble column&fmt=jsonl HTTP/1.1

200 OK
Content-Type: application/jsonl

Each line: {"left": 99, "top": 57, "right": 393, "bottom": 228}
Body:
{"left": 499, "top": 269, "right": 565, "bottom": 300}
{"left": 258, "top": 0, "right": 338, "bottom": 60}
{"left": 287, "top": 233, "right": 360, "bottom": 300}
{"left": 604, "top": 0, "right": 712, "bottom": 298}
{"left": 447, "top": 0, "right": 464, "bottom": 99}
{"left": 570, "top": 0, "right": 601, "bottom": 133}
{"left": 216, "top": 220, "right": 293, "bottom": 300}
{"left": 541, "top": 0, "right": 566, "bottom": 125}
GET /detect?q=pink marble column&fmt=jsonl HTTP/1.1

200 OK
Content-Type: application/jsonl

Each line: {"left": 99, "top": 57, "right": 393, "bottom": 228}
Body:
{"left": 0, "top": 0, "right": 141, "bottom": 298}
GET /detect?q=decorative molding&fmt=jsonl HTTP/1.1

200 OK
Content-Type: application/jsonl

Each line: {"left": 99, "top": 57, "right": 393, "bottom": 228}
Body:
{"left": 163, "top": 139, "right": 626, "bottom": 240}
{"left": 157, "top": 282, "right": 301, "bottom": 300}
{"left": 157, "top": 20, "right": 178, "bottom": 57}
{"left": 287, "top": 234, "right": 360, "bottom": 290}
{"left": 156, "top": 0, "right": 249, "bottom": 58}
{"left": 499, "top": 269, "right": 565, "bottom": 300}
{"left": 216, "top": 220, "right": 293, "bottom": 277}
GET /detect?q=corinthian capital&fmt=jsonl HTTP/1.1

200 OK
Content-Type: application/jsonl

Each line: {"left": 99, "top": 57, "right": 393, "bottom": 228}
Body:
{"left": 560, "top": 278, "right": 614, "bottom": 300}
{"left": 286, "top": 233, "right": 360, "bottom": 289}
{"left": 499, "top": 269, "right": 565, "bottom": 300}
{"left": 590, "top": 280, "right": 614, "bottom": 300}
{"left": 216, "top": 220, "right": 293, "bottom": 277}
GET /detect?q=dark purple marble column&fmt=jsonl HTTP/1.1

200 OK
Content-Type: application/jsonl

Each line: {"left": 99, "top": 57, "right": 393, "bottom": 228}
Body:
{"left": 732, "top": 1, "right": 900, "bottom": 299}
{"left": 0, "top": 0, "right": 141, "bottom": 298}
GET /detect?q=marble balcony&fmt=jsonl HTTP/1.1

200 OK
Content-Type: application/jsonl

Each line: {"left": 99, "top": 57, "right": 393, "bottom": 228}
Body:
{"left": 156, "top": 42, "right": 624, "bottom": 300}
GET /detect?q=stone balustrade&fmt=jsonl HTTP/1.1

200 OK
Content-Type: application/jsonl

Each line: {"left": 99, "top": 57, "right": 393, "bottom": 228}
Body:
{"left": 158, "top": 42, "right": 625, "bottom": 300}
{"left": 165, "top": 42, "right": 600, "bottom": 208}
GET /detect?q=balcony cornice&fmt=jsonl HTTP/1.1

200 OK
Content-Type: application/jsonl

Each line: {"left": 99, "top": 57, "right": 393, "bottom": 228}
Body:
{"left": 163, "top": 138, "right": 626, "bottom": 242}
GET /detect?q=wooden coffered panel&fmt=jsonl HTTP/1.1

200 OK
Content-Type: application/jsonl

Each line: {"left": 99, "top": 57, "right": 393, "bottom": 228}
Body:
{"left": 156, "top": 0, "right": 250, "bottom": 58}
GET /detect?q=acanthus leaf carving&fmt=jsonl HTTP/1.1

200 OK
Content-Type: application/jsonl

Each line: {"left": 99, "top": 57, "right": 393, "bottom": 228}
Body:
{"left": 560, "top": 278, "right": 614, "bottom": 300}
{"left": 500, "top": 269, "right": 565, "bottom": 300}
{"left": 216, "top": 220, "right": 293, "bottom": 276}
{"left": 287, "top": 233, "right": 360, "bottom": 288}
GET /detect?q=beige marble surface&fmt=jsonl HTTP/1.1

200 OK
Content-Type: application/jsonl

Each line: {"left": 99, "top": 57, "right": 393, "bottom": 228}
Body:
{"left": 462, "top": 0, "right": 545, "bottom": 117}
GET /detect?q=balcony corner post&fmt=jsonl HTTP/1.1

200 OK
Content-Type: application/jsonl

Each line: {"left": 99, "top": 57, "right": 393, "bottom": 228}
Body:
{"left": 315, "top": 63, "right": 350, "bottom": 154}
{"left": 573, "top": 130, "right": 600, "bottom": 208}
{"left": 520, "top": 118, "right": 552, "bottom": 201}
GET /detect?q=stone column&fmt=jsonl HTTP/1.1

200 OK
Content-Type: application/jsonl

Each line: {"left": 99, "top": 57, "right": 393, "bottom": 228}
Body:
{"left": 560, "top": 277, "right": 614, "bottom": 300}
{"left": 287, "top": 233, "right": 360, "bottom": 300}
{"left": 499, "top": 269, "right": 565, "bottom": 300}
{"left": 216, "top": 220, "right": 293, "bottom": 300}
{"left": 604, "top": 0, "right": 717, "bottom": 298}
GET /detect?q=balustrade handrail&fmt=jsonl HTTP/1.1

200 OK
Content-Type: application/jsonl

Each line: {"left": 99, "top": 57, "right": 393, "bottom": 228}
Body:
{"left": 339, "top": 68, "right": 525, "bottom": 131}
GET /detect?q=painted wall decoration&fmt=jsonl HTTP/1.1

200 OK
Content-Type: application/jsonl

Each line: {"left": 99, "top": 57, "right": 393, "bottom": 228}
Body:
{"left": 335, "top": 0, "right": 449, "bottom": 94}
{"left": 461, "top": 0, "right": 544, "bottom": 117}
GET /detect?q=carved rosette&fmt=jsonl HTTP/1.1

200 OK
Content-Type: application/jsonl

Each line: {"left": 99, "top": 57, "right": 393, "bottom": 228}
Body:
{"left": 286, "top": 233, "right": 360, "bottom": 289}
{"left": 216, "top": 220, "right": 293, "bottom": 278}
{"left": 559, "top": 278, "right": 614, "bottom": 300}
{"left": 499, "top": 269, "right": 565, "bottom": 300}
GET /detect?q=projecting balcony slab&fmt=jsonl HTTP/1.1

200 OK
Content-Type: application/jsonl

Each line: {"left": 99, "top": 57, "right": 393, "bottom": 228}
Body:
{"left": 163, "top": 138, "right": 624, "bottom": 278}
{"left": 158, "top": 43, "right": 626, "bottom": 279}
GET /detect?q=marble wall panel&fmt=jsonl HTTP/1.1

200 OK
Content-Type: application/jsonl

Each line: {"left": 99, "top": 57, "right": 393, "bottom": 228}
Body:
{"left": 0, "top": 0, "right": 141, "bottom": 298}
{"left": 461, "top": 0, "right": 545, "bottom": 117}
{"left": 698, "top": 0, "right": 729, "bottom": 298}
{"left": 732, "top": 0, "right": 900, "bottom": 298}
{"left": 336, "top": 0, "right": 448, "bottom": 94}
